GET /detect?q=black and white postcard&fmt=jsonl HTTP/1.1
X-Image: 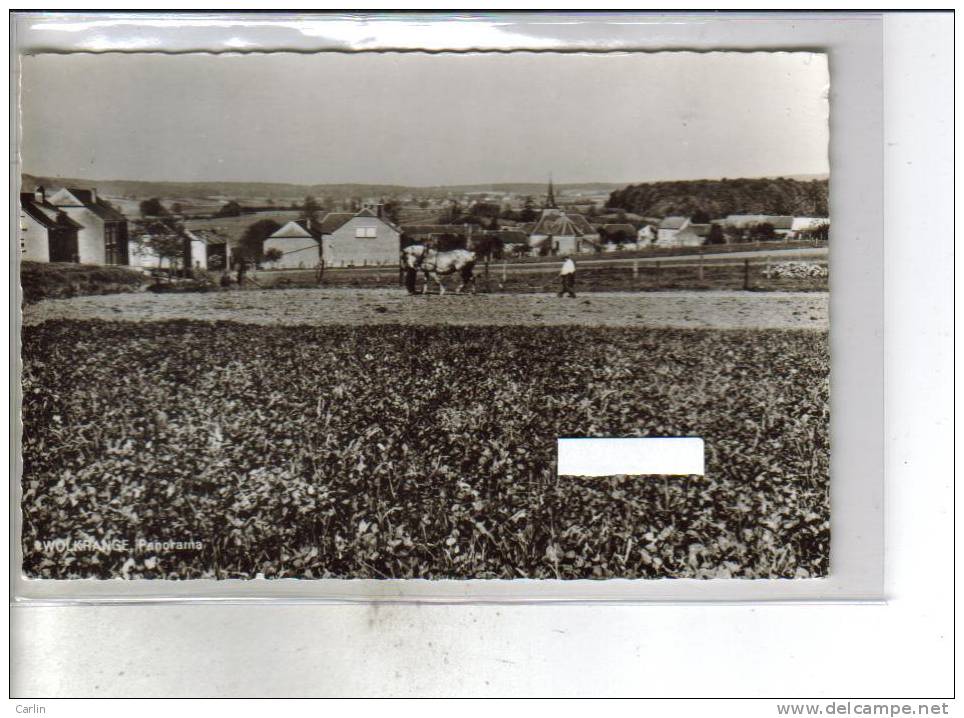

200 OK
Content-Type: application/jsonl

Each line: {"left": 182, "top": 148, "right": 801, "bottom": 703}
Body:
{"left": 18, "top": 51, "right": 830, "bottom": 580}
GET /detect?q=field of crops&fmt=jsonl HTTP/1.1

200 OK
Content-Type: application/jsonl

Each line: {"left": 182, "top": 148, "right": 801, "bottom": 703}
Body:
{"left": 21, "top": 320, "right": 829, "bottom": 580}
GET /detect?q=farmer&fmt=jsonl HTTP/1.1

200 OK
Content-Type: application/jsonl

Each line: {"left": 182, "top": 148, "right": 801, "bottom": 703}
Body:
{"left": 558, "top": 254, "right": 577, "bottom": 298}
{"left": 404, "top": 265, "right": 418, "bottom": 295}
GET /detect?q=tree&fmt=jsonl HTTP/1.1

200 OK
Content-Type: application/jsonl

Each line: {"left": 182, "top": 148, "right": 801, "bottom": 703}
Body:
{"left": 435, "top": 233, "right": 465, "bottom": 252}
{"left": 706, "top": 224, "right": 725, "bottom": 245}
{"left": 691, "top": 209, "right": 711, "bottom": 224}
{"left": 382, "top": 199, "right": 401, "bottom": 224}
{"left": 724, "top": 225, "right": 745, "bottom": 244}
{"left": 470, "top": 232, "right": 503, "bottom": 261}
{"left": 139, "top": 197, "right": 168, "bottom": 217}
{"left": 239, "top": 219, "right": 282, "bottom": 262}
{"left": 303, "top": 196, "right": 321, "bottom": 216}
{"left": 133, "top": 217, "right": 188, "bottom": 271}
{"left": 216, "top": 200, "right": 243, "bottom": 218}
{"left": 263, "top": 248, "right": 283, "bottom": 265}
{"left": 469, "top": 202, "right": 501, "bottom": 220}
{"left": 520, "top": 196, "right": 538, "bottom": 222}
{"left": 437, "top": 200, "right": 463, "bottom": 225}
{"left": 170, "top": 202, "right": 184, "bottom": 216}
{"left": 748, "top": 222, "right": 776, "bottom": 241}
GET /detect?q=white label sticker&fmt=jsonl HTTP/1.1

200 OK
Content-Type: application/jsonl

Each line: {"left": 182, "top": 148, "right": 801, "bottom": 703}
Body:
{"left": 557, "top": 437, "right": 705, "bottom": 477}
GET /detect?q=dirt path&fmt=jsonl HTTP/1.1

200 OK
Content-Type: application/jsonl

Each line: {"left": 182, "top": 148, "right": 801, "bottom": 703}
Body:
{"left": 22, "top": 288, "right": 828, "bottom": 330}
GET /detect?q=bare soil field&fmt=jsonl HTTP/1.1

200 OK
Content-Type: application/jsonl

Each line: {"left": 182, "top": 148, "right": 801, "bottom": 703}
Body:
{"left": 23, "top": 288, "right": 828, "bottom": 330}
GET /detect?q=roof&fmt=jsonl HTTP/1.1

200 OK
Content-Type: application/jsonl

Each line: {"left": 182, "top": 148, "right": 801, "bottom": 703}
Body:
{"left": 659, "top": 216, "right": 689, "bottom": 230}
{"left": 184, "top": 228, "right": 221, "bottom": 245}
{"left": 768, "top": 216, "right": 794, "bottom": 230}
{"left": 20, "top": 193, "right": 83, "bottom": 230}
{"left": 183, "top": 210, "right": 303, "bottom": 248}
{"left": 685, "top": 223, "right": 712, "bottom": 237}
{"left": 530, "top": 209, "right": 599, "bottom": 239}
{"left": 46, "top": 188, "right": 127, "bottom": 221}
{"left": 67, "top": 189, "right": 128, "bottom": 221}
{"left": 317, "top": 212, "right": 355, "bottom": 235}
{"left": 269, "top": 219, "right": 319, "bottom": 240}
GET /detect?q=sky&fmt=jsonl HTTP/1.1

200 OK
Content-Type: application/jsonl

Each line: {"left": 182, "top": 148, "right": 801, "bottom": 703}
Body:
{"left": 20, "top": 51, "right": 829, "bottom": 186}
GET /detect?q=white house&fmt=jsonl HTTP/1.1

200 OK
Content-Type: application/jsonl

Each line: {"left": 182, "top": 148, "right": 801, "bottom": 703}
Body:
{"left": 127, "top": 229, "right": 213, "bottom": 272}
{"left": 263, "top": 219, "right": 320, "bottom": 269}
{"left": 319, "top": 208, "right": 401, "bottom": 267}
{"left": 636, "top": 224, "right": 656, "bottom": 247}
{"left": 45, "top": 187, "right": 130, "bottom": 265}
{"left": 18, "top": 188, "right": 84, "bottom": 262}
{"left": 790, "top": 217, "right": 830, "bottom": 237}
{"left": 656, "top": 216, "right": 691, "bottom": 246}
{"left": 668, "top": 223, "right": 711, "bottom": 247}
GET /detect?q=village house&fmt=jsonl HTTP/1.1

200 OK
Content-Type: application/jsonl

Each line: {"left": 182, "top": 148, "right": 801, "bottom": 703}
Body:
{"left": 656, "top": 216, "right": 691, "bottom": 245}
{"left": 790, "top": 217, "right": 830, "bottom": 237}
{"left": 45, "top": 187, "right": 130, "bottom": 265}
{"left": 528, "top": 180, "right": 600, "bottom": 255}
{"left": 127, "top": 228, "right": 214, "bottom": 272}
{"left": 262, "top": 219, "right": 322, "bottom": 269}
{"left": 184, "top": 210, "right": 302, "bottom": 270}
{"left": 19, "top": 186, "right": 129, "bottom": 265}
{"left": 320, "top": 207, "right": 401, "bottom": 267}
{"left": 264, "top": 207, "right": 402, "bottom": 269}
{"left": 670, "top": 223, "right": 712, "bottom": 247}
{"left": 636, "top": 224, "right": 656, "bottom": 247}
{"left": 18, "top": 187, "right": 84, "bottom": 262}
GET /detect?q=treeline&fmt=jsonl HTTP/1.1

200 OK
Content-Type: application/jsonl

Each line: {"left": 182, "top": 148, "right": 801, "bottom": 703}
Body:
{"left": 606, "top": 177, "right": 829, "bottom": 219}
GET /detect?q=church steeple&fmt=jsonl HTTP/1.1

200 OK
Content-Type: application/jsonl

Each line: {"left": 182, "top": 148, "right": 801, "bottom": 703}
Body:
{"left": 544, "top": 176, "right": 557, "bottom": 209}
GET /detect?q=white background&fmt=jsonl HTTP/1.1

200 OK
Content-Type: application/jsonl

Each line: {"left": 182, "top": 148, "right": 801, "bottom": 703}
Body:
{"left": 5, "top": 10, "right": 956, "bottom": 707}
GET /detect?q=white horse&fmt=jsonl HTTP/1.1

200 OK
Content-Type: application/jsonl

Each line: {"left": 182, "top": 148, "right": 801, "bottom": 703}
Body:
{"left": 401, "top": 244, "right": 478, "bottom": 295}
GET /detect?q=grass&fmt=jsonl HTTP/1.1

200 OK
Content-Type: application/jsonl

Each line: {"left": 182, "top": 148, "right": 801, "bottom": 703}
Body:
{"left": 21, "top": 320, "right": 829, "bottom": 580}
{"left": 20, "top": 261, "right": 148, "bottom": 304}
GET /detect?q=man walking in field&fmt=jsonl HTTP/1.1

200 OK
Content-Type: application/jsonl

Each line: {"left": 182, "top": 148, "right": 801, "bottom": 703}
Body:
{"left": 558, "top": 254, "right": 577, "bottom": 298}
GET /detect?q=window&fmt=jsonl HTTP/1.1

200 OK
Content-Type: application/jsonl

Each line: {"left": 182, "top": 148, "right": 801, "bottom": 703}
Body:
{"left": 104, "top": 224, "right": 118, "bottom": 265}
{"left": 355, "top": 226, "right": 377, "bottom": 238}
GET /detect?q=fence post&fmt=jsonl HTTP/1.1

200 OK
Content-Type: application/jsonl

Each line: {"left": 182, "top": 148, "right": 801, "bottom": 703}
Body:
{"left": 698, "top": 251, "right": 704, "bottom": 282}
{"left": 484, "top": 258, "right": 490, "bottom": 292}
{"left": 764, "top": 254, "right": 770, "bottom": 279}
{"left": 743, "top": 258, "right": 750, "bottom": 290}
{"left": 501, "top": 260, "right": 507, "bottom": 288}
{"left": 632, "top": 259, "right": 638, "bottom": 283}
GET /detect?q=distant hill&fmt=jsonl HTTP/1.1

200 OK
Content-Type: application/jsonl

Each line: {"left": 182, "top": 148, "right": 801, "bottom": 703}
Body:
{"left": 20, "top": 174, "right": 412, "bottom": 202}
{"left": 20, "top": 174, "right": 625, "bottom": 202}
{"left": 606, "top": 177, "right": 829, "bottom": 219}
{"left": 21, "top": 174, "right": 829, "bottom": 217}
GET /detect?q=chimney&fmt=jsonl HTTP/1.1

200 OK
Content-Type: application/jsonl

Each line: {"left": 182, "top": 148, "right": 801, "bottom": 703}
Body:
{"left": 34, "top": 185, "right": 45, "bottom": 203}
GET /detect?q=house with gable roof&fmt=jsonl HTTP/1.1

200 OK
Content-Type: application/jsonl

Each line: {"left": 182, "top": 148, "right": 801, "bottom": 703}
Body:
{"left": 18, "top": 187, "right": 84, "bottom": 262}
{"left": 656, "top": 216, "right": 691, "bottom": 245}
{"left": 263, "top": 218, "right": 322, "bottom": 269}
{"left": 319, "top": 207, "right": 401, "bottom": 267}
{"left": 45, "top": 187, "right": 130, "bottom": 265}
{"left": 264, "top": 207, "right": 402, "bottom": 269}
